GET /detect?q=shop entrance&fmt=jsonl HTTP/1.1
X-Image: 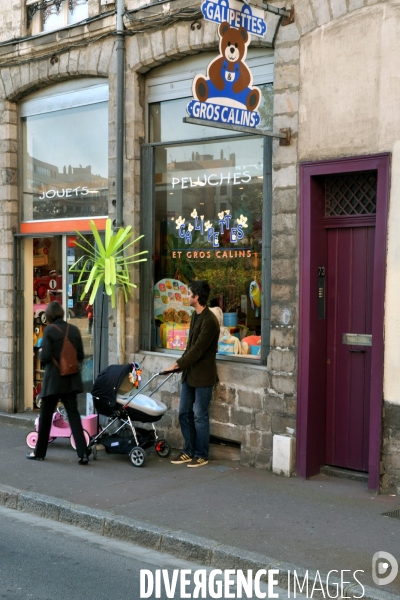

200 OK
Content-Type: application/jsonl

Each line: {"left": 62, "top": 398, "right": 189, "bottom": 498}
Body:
{"left": 297, "top": 154, "right": 390, "bottom": 490}
{"left": 26, "top": 234, "right": 96, "bottom": 414}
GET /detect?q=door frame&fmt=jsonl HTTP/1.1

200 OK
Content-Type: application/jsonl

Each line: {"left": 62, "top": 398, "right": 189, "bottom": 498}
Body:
{"left": 297, "top": 153, "right": 390, "bottom": 490}
{"left": 19, "top": 232, "right": 109, "bottom": 412}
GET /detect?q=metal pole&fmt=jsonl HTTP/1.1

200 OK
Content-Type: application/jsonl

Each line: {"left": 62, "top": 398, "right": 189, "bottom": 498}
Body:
{"left": 12, "top": 234, "right": 18, "bottom": 412}
{"left": 261, "top": 136, "right": 273, "bottom": 365}
{"left": 242, "top": 0, "right": 291, "bottom": 18}
{"left": 261, "top": 3, "right": 291, "bottom": 18}
{"left": 115, "top": 0, "right": 125, "bottom": 228}
{"left": 115, "top": 0, "right": 126, "bottom": 363}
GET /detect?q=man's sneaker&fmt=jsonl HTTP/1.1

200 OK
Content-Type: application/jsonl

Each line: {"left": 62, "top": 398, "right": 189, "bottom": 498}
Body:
{"left": 170, "top": 453, "right": 193, "bottom": 464}
{"left": 187, "top": 457, "right": 208, "bottom": 468}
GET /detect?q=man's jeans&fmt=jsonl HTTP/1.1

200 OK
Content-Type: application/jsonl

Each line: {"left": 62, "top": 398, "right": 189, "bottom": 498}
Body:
{"left": 179, "top": 381, "right": 213, "bottom": 459}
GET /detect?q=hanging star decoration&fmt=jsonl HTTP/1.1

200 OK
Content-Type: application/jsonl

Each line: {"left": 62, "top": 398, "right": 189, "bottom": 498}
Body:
{"left": 175, "top": 216, "right": 185, "bottom": 230}
{"left": 237, "top": 215, "right": 248, "bottom": 228}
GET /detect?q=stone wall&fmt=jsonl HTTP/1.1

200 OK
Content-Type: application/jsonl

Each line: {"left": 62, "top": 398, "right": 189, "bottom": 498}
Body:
{"left": 0, "top": 93, "right": 18, "bottom": 412}
{"left": 381, "top": 401, "right": 400, "bottom": 494}
{"left": 0, "top": 1, "right": 23, "bottom": 43}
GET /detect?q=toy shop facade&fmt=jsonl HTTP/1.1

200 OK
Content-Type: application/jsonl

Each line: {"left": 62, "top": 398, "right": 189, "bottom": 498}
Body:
{"left": 6, "top": 0, "right": 287, "bottom": 474}
{"left": 16, "top": 48, "right": 275, "bottom": 421}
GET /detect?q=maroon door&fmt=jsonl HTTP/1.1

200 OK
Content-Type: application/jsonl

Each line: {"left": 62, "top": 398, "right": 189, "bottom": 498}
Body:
{"left": 326, "top": 224, "right": 375, "bottom": 471}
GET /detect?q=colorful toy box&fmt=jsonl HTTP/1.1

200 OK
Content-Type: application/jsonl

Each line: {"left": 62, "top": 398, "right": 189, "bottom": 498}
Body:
{"left": 160, "top": 323, "right": 189, "bottom": 350}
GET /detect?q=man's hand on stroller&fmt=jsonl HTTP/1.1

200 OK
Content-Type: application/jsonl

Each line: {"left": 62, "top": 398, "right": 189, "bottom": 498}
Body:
{"left": 162, "top": 362, "right": 180, "bottom": 374}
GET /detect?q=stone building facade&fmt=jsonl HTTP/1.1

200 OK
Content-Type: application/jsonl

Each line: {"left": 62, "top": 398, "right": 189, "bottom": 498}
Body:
{"left": 0, "top": 0, "right": 399, "bottom": 493}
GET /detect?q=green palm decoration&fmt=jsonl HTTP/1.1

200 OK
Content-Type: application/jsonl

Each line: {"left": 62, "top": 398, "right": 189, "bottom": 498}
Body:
{"left": 69, "top": 218, "right": 147, "bottom": 308}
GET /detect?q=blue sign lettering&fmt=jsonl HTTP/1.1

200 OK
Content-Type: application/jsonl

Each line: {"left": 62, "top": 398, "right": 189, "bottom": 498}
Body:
{"left": 187, "top": 100, "right": 260, "bottom": 128}
{"left": 188, "top": 1, "right": 264, "bottom": 129}
{"left": 201, "top": 0, "right": 267, "bottom": 38}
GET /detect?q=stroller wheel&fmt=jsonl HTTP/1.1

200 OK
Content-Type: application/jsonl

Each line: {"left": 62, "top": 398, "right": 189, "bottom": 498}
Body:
{"left": 129, "top": 447, "right": 146, "bottom": 468}
{"left": 92, "top": 444, "right": 98, "bottom": 460}
{"left": 155, "top": 439, "right": 171, "bottom": 458}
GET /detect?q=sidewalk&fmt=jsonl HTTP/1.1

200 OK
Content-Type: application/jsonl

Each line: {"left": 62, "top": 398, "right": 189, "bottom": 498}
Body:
{"left": 0, "top": 412, "right": 399, "bottom": 598}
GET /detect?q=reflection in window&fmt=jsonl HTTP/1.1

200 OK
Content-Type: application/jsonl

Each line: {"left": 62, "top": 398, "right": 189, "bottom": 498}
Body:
{"left": 21, "top": 101, "right": 108, "bottom": 221}
{"left": 154, "top": 137, "right": 263, "bottom": 359}
{"left": 149, "top": 83, "right": 273, "bottom": 144}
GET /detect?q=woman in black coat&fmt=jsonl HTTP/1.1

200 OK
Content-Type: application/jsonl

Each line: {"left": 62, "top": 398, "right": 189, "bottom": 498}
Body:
{"left": 26, "top": 301, "right": 90, "bottom": 464}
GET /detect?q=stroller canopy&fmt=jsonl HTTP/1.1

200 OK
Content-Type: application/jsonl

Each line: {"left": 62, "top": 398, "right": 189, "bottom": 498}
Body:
{"left": 91, "top": 363, "right": 133, "bottom": 408}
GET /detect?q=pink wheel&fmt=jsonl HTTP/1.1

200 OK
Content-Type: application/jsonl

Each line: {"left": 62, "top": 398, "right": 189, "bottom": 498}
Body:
{"left": 26, "top": 431, "right": 38, "bottom": 449}
{"left": 70, "top": 429, "right": 90, "bottom": 450}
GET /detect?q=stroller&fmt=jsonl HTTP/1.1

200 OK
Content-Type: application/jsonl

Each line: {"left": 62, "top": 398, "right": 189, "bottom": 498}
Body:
{"left": 89, "top": 363, "right": 175, "bottom": 467}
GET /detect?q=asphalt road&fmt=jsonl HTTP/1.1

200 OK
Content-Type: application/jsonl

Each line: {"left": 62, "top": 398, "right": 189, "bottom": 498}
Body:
{"left": 0, "top": 506, "right": 301, "bottom": 600}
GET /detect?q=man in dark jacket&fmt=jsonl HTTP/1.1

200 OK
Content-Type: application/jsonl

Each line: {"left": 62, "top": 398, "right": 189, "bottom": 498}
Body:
{"left": 26, "top": 301, "right": 90, "bottom": 464}
{"left": 165, "top": 280, "right": 219, "bottom": 467}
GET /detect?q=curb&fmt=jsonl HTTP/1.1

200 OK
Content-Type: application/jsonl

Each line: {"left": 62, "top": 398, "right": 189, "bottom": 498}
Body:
{"left": 0, "top": 483, "right": 397, "bottom": 600}
{"left": 0, "top": 412, "right": 37, "bottom": 428}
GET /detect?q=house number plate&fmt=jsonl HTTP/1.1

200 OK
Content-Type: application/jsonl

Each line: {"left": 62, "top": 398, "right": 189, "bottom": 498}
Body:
{"left": 342, "top": 333, "right": 372, "bottom": 346}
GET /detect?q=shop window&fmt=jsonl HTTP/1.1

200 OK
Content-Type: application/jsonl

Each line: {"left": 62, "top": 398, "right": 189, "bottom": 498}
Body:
{"left": 142, "top": 52, "right": 273, "bottom": 362}
{"left": 152, "top": 136, "right": 264, "bottom": 359}
{"left": 26, "top": 0, "right": 88, "bottom": 34}
{"left": 20, "top": 81, "right": 109, "bottom": 223}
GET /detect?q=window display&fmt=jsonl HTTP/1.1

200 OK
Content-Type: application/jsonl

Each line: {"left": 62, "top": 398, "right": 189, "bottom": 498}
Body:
{"left": 154, "top": 136, "right": 263, "bottom": 358}
{"left": 32, "top": 235, "right": 95, "bottom": 410}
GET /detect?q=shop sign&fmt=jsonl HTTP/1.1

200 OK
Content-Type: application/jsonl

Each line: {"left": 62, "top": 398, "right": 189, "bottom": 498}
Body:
{"left": 38, "top": 186, "right": 90, "bottom": 200}
{"left": 171, "top": 169, "right": 251, "bottom": 189}
{"left": 171, "top": 248, "right": 252, "bottom": 260}
{"left": 201, "top": 0, "right": 267, "bottom": 38}
{"left": 174, "top": 208, "right": 248, "bottom": 248}
{"left": 187, "top": 0, "right": 266, "bottom": 129}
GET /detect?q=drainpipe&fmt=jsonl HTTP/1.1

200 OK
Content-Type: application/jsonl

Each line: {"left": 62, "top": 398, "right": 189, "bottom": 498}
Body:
{"left": 115, "top": 0, "right": 125, "bottom": 364}
{"left": 115, "top": 0, "right": 125, "bottom": 229}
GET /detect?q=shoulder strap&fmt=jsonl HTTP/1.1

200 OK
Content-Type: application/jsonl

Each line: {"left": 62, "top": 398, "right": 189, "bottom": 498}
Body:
{"left": 51, "top": 323, "right": 70, "bottom": 369}
{"left": 50, "top": 323, "right": 69, "bottom": 336}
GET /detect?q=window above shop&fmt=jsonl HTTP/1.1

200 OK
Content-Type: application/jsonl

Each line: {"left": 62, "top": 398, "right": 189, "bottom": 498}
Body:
{"left": 146, "top": 49, "right": 274, "bottom": 143}
{"left": 20, "top": 79, "right": 109, "bottom": 224}
{"left": 26, "top": 0, "right": 88, "bottom": 34}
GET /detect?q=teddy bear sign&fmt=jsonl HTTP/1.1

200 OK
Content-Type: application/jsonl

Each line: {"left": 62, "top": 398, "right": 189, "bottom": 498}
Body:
{"left": 187, "top": 0, "right": 266, "bottom": 128}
